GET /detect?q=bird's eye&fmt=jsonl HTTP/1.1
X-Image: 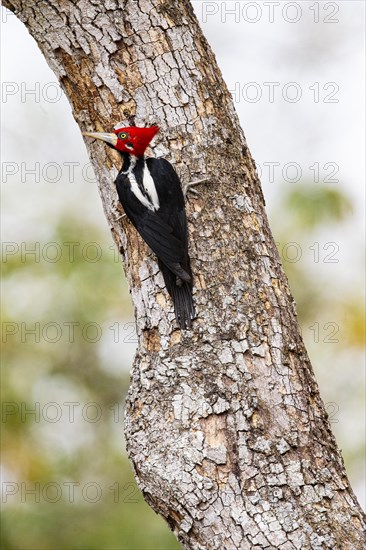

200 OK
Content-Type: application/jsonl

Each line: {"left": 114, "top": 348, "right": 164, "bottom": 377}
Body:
{"left": 118, "top": 132, "right": 127, "bottom": 140}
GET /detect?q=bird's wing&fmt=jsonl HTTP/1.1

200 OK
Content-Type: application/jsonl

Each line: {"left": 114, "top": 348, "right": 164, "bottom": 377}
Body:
{"left": 117, "top": 175, "right": 191, "bottom": 282}
{"left": 145, "top": 157, "right": 187, "bottom": 240}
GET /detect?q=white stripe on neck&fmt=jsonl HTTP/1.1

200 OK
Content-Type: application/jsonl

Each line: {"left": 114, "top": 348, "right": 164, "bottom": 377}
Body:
{"left": 127, "top": 157, "right": 159, "bottom": 212}
{"left": 142, "top": 163, "right": 160, "bottom": 211}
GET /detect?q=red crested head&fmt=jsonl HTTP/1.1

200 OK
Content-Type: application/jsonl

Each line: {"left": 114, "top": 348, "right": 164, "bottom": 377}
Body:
{"left": 83, "top": 125, "right": 159, "bottom": 157}
{"left": 112, "top": 125, "right": 159, "bottom": 156}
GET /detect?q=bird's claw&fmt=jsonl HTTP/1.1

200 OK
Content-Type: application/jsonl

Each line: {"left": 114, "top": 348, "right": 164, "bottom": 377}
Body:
{"left": 183, "top": 178, "right": 208, "bottom": 198}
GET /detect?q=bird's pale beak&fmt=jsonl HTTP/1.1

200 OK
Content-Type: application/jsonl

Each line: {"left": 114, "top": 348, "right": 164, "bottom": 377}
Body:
{"left": 83, "top": 132, "right": 118, "bottom": 147}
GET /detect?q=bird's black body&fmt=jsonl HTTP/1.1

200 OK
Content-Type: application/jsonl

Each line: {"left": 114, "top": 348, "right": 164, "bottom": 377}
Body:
{"left": 116, "top": 152, "right": 194, "bottom": 329}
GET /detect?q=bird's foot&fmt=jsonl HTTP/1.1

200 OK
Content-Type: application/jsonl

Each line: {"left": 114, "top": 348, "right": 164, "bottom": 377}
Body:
{"left": 183, "top": 178, "right": 208, "bottom": 198}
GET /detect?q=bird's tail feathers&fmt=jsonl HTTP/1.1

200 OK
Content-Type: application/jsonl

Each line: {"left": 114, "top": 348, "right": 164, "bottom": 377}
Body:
{"left": 159, "top": 261, "right": 195, "bottom": 329}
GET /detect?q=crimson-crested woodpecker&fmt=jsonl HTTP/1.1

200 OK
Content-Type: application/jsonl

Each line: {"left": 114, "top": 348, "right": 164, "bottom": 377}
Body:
{"left": 83, "top": 124, "right": 194, "bottom": 329}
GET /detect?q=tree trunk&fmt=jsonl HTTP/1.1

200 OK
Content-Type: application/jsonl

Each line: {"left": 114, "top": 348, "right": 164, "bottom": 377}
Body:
{"left": 4, "top": 0, "right": 365, "bottom": 548}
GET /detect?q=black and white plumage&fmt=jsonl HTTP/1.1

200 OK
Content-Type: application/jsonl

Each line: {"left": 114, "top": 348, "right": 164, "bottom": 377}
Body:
{"left": 116, "top": 153, "right": 194, "bottom": 328}
{"left": 83, "top": 125, "right": 195, "bottom": 329}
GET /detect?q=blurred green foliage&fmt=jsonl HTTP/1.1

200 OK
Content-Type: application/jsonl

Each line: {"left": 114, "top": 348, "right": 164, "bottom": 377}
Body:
{"left": 272, "top": 185, "right": 364, "bottom": 344}
{"left": 282, "top": 186, "right": 353, "bottom": 229}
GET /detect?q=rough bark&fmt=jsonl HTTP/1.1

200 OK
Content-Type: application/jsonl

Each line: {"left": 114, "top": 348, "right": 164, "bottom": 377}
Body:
{"left": 3, "top": 0, "right": 365, "bottom": 548}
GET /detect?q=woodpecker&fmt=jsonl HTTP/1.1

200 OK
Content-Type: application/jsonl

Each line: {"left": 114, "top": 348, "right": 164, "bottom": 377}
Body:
{"left": 83, "top": 124, "right": 195, "bottom": 329}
